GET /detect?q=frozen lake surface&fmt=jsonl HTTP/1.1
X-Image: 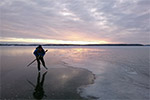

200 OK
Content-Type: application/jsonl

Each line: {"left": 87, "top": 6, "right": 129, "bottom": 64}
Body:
{"left": 0, "top": 46, "right": 150, "bottom": 100}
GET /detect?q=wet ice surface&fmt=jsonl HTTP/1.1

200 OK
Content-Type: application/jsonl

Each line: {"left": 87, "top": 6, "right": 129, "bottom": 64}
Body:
{"left": 0, "top": 46, "right": 150, "bottom": 100}
{"left": 1, "top": 46, "right": 95, "bottom": 100}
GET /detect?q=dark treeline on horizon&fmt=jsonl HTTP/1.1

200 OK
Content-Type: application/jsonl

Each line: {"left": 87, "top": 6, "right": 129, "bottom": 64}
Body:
{"left": 0, "top": 43, "right": 147, "bottom": 46}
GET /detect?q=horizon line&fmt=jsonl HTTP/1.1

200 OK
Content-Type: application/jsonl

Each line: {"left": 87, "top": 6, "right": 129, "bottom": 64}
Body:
{"left": 0, "top": 43, "right": 149, "bottom": 46}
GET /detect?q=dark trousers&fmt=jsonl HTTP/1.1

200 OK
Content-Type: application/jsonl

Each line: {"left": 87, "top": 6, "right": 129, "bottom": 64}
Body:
{"left": 36, "top": 57, "right": 46, "bottom": 71}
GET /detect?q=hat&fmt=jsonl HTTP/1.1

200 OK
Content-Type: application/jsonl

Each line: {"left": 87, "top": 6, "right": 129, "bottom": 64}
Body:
{"left": 38, "top": 45, "right": 42, "bottom": 48}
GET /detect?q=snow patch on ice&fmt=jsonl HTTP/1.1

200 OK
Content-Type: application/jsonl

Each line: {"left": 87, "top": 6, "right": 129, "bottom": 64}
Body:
{"left": 63, "top": 58, "right": 122, "bottom": 99}
{"left": 63, "top": 57, "right": 149, "bottom": 100}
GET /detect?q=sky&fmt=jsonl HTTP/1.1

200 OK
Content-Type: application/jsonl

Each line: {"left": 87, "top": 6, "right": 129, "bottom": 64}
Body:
{"left": 0, "top": 0, "right": 150, "bottom": 44}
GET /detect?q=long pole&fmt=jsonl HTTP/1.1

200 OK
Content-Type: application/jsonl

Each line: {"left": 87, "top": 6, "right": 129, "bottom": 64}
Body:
{"left": 27, "top": 50, "right": 48, "bottom": 67}
{"left": 27, "top": 59, "right": 37, "bottom": 67}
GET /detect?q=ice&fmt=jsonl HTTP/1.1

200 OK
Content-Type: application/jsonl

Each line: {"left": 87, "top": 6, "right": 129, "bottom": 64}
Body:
{"left": 62, "top": 46, "right": 150, "bottom": 100}
{"left": 1, "top": 46, "right": 149, "bottom": 100}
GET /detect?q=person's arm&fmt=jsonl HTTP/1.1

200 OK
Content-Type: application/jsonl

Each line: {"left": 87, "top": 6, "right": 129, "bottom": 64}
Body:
{"left": 33, "top": 49, "right": 38, "bottom": 57}
{"left": 41, "top": 49, "right": 45, "bottom": 57}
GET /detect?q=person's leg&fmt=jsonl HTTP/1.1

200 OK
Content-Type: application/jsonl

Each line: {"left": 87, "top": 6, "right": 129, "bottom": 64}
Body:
{"left": 40, "top": 57, "right": 48, "bottom": 70}
{"left": 40, "top": 57, "right": 45, "bottom": 66}
{"left": 37, "top": 58, "right": 41, "bottom": 71}
{"left": 41, "top": 71, "right": 47, "bottom": 86}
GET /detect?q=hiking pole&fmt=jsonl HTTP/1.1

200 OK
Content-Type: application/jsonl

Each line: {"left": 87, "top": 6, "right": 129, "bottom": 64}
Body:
{"left": 27, "top": 50, "right": 48, "bottom": 67}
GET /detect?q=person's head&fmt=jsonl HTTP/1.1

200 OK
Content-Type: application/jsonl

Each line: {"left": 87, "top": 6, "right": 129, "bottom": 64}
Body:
{"left": 38, "top": 45, "right": 42, "bottom": 48}
{"left": 33, "top": 90, "right": 44, "bottom": 100}
{"left": 37, "top": 45, "right": 43, "bottom": 51}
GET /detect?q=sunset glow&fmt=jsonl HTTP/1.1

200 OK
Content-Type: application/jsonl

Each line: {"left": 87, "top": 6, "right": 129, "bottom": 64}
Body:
{"left": 1, "top": 0, "right": 149, "bottom": 44}
{"left": 0, "top": 38, "right": 109, "bottom": 44}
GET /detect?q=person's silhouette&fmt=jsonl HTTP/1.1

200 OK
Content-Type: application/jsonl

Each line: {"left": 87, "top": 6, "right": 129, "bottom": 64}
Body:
{"left": 33, "top": 45, "right": 48, "bottom": 72}
{"left": 33, "top": 71, "right": 47, "bottom": 100}
{"left": 27, "top": 71, "right": 47, "bottom": 100}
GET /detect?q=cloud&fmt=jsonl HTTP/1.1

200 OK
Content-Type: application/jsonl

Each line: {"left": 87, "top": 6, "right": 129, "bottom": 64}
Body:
{"left": 0, "top": 0, "right": 149, "bottom": 44}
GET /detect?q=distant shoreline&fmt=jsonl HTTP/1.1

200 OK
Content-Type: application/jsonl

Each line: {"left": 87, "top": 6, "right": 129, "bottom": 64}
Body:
{"left": 0, "top": 44, "right": 149, "bottom": 46}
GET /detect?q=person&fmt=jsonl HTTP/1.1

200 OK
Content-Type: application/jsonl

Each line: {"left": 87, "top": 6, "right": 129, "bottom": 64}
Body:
{"left": 33, "top": 45, "right": 48, "bottom": 71}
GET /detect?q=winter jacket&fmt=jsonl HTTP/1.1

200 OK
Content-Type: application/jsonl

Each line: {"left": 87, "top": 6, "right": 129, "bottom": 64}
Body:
{"left": 33, "top": 47, "right": 45, "bottom": 57}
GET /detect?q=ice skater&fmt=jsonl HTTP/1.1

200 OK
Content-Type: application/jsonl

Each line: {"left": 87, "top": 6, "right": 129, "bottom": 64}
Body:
{"left": 33, "top": 45, "right": 48, "bottom": 72}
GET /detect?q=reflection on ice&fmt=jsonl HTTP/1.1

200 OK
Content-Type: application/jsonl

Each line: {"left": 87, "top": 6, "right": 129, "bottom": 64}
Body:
{"left": 1, "top": 46, "right": 149, "bottom": 100}
{"left": 1, "top": 46, "right": 95, "bottom": 99}
{"left": 27, "top": 72, "right": 47, "bottom": 100}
